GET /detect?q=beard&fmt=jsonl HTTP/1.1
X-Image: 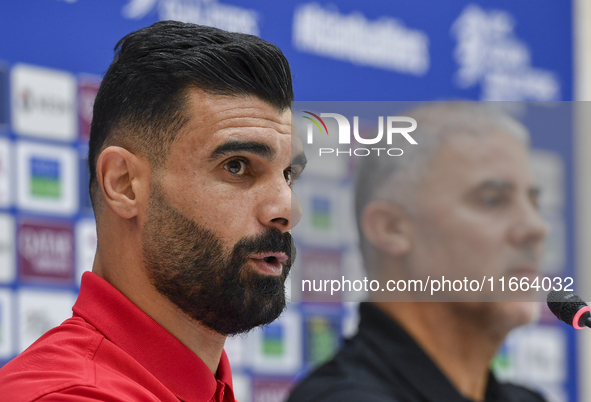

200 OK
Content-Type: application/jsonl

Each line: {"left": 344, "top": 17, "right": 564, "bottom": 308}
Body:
{"left": 141, "top": 182, "right": 295, "bottom": 336}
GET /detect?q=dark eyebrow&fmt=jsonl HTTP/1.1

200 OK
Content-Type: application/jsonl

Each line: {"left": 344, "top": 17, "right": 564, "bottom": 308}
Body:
{"left": 209, "top": 140, "right": 275, "bottom": 161}
{"left": 476, "top": 180, "right": 515, "bottom": 191}
{"left": 475, "top": 180, "right": 541, "bottom": 197}
{"left": 291, "top": 152, "right": 307, "bottom": 170}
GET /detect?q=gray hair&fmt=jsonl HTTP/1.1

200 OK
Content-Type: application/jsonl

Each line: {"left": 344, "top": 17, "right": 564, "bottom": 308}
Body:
{"left": 354, "top": 101, "right": 529, "bottom": 261}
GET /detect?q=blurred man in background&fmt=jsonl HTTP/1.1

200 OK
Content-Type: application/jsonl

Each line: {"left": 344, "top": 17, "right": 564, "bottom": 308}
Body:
{"left": 289, "top": 103, "right": 547, "bottom": 402}
{"left": 0, "top": 21, "right": 305, "bottom": 401}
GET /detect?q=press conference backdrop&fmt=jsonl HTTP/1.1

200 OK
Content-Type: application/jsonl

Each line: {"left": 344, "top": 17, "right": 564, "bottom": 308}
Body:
{"left": 0, "top": 1, "right": 574, "bottom": 401}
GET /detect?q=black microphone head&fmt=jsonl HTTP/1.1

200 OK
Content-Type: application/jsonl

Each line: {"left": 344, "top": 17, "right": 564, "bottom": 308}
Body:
{"left": 547, "top": 290, "right": 590, "bottom": 329}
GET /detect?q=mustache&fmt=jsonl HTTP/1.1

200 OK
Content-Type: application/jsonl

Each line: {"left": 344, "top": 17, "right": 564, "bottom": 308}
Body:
{"left": 232, "top": 228, "right": 295, "bottom": 265}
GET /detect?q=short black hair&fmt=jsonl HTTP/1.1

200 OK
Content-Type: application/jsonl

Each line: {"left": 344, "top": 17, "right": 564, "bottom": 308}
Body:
{"left": 88, "top": 20, "right": 294, "bottom": 209}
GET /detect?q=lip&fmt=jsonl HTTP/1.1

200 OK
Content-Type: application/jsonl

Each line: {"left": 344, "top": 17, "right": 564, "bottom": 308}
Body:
{"left": 250, "top": 252, "right": 288, "bottom": 276}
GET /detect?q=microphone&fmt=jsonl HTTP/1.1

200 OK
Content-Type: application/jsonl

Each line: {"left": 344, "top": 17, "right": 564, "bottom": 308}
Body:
{"left": 547, "top": 290, "right": 591, "bottom": 330}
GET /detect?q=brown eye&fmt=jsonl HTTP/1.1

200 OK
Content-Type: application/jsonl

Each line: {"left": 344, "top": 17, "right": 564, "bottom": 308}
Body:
{"left": 224, "top": 159, "right": 247, "bottom": 175}
{"left": 284, "top": 169, "right": 293, "bottom": 186}
{"left": 475, "top": 189, "right": 509, "bottom": 209}
{"left": 481, "top": 195, "right": 505, "bottom": 208}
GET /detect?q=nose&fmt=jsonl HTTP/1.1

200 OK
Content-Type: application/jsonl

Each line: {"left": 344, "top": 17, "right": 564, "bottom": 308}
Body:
{"left": 508, "top": 198, "right": 549, "bottom": 248}
{"left": 259, "top": 176, "right": 302, "bottom": 232}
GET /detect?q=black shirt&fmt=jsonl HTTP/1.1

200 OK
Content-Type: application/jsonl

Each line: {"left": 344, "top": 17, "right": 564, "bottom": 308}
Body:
{"left": 288, "top": 303, "right": 546, "bottom": 402}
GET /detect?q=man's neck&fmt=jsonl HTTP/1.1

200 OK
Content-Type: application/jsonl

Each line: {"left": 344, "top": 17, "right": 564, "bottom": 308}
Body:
{"left": 374, "top": 302, "right": 507, "bottom": 402}
{"left": 93, "top": 248, "right": 226, "bottom": 375}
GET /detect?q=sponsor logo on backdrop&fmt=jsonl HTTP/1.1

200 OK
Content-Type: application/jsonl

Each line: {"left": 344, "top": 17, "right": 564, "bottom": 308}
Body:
{"left": 11, "top": 64, "right": 77, "bottom": 141}
{"left": 303, "top": 112, "right": 417, "bottom": 156}
{"left": 0, "top": 138, "right": 11, "bottom": 208}
{"left": 0, "top": 290, "right": 13, "bottom": 359}
{"left": 451, "top": 4, "right": 560, "bottom": 101}
{"left": 231, "top": 374, "right": 251, "bottom": 402}
{"left": 311, "top": 197, "right": 331, "bottom": 229}
{"left": 224, "top": 335, "right": 247, "bottom": 369}
{"left": 30, "top": 158, "right": 61, "bottom": 199}
{"left": 295, "top": 180, "right": 343, "bottom": 245}
{"left": 305, "top": 314, "right": 340, "bottom": 366}
{"left": 0, "top": 65, "right": 8, "bottom": 130}
{"left": 252, "top": 310, "right": 301, "bottom": 374}
{"left": 262, "top": 324, "right": 284, "bottom": 357}
{"left": 529, "top": 150, "right": 565, "bottom": 275}
{"left": 252, "top": 377, "right": 294, "bottom": 402}
{"left": 293, "top": 3, "right": 429, "bottom": 75}
{"left": 17, "top": 141, "right": 78, "bottom": 215}
{"left": 0, "top": 214, "right": 16, "bottom": 283}
{"left": 18, "top": 290, "right": 76, "bottom": 352}
{"left": 18, "top": 220, "right": 75, "bottom": 284}
{"left": 122, "top": 0, "right": 259, "bottom": 35}
{"left": 75, "top": 219, "right": 97, "bottom": 286}
{"left": 79, "top": 155, "right": 93, "bottom": 211}
{"left": 78, "top": 76, "right": 101, "bottom": 142}
{"left": 300, "top": 247, "right": 341, "bottom": 303}
{"left": 493, "top": 326, "right": 566, "bottom": 386}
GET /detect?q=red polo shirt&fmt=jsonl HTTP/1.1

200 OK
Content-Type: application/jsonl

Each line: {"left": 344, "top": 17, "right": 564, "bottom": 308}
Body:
{"left": 0, "top": 272, "right": 236, "bottom": 402}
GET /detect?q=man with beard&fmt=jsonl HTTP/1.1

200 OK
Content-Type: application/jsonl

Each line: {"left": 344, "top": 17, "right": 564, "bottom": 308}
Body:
{"left": 288, "top": 103, "right": 548, "bottom": 402}
{"left": 0, "top": 21, "right": 305, "bottom": 401}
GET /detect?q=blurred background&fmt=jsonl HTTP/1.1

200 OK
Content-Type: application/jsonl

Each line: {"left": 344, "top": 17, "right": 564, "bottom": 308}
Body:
{"left": 0, "top": 0, "right": 588, "bottom": 401}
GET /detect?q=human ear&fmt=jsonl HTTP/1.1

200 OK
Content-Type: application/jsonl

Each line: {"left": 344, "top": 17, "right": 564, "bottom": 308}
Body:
{"left": 96, "top": 146, "right": 148, "bottom": 219}
{"left": 361, "top": 200, "right": 412, "bottom": 257}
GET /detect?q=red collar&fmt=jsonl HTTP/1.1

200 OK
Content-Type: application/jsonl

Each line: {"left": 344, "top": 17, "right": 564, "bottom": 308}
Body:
{"left": 73, "top": 272, "right": 234, "bottom": 402}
